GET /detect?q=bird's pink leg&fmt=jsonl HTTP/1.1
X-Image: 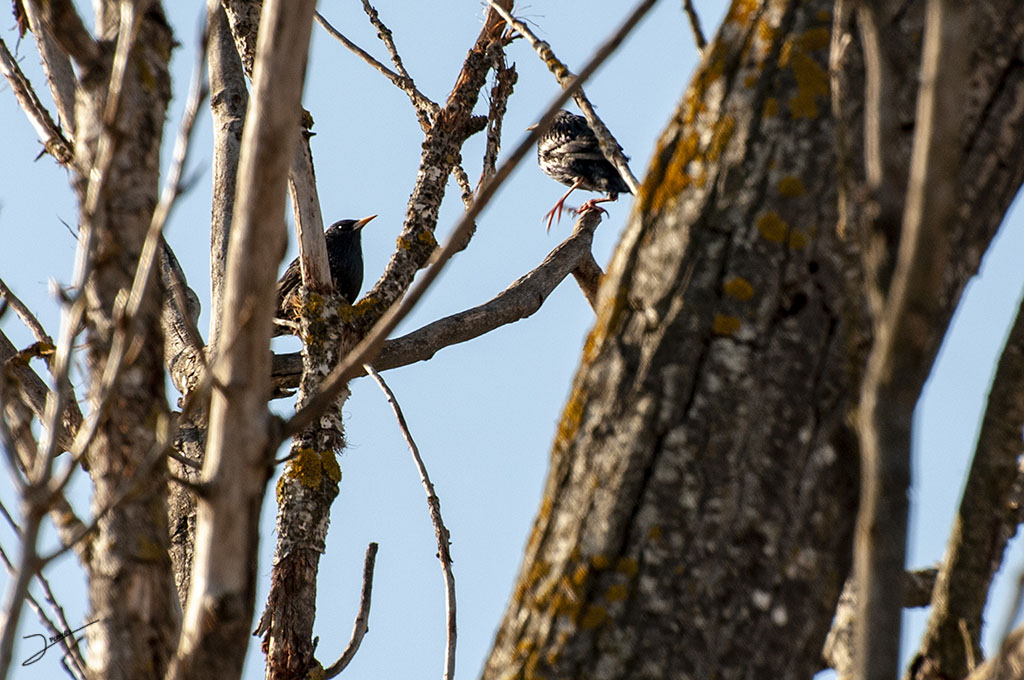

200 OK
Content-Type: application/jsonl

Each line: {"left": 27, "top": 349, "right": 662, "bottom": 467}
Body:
{"left": 544, "top": 178, "right": 584, "bottom": 232}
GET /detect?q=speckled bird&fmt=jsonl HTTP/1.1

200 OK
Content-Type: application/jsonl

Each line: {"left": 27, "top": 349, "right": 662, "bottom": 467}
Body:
{"left": 533, "top": 110, "right": 630, "bottom": 231}
{"left": 274, "top": 215, "right": 376, "bottom": 335}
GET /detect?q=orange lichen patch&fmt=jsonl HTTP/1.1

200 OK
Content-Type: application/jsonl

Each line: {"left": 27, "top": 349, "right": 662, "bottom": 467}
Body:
{"left": 516, "top": 638, "right": 536, "bottom": 655}
{"left": 321, "top": 450, "right": 341, "bottom": 483}
{"left": 591, "top": 555, "right": 611, "bottom": 570}
{"left": 640, "top": 129, "right": 702, "bottom": 215}
{"left": 788, "top": 228, "right": 809, "bottom": 250}
{"left": 795, "top": 27, "right": 831, "bottom": 52}
{"left": 756, "top": 18, "right": 777, "bottom": 45}
{"left": 417, "top": 229, "right": 438, "bottom": 247}
{"left": 616, "top": 557, "right": 640, "bottom": 578}
{"left": 706, "top": 115, "right": 736, "bottom": 162}
{"left": 777, "top": 175, "right": 806, "bottom": 197}
{"left": 579, "top": 605, "right": 609, "bottom": 629}
{"left": 605, "top": 584, "right": 631, "bottom": 602}
{"left": 763, "top": 97, "right": 779, "bottom": 118}
{"left": 816, "top": 10, "right": 833, "bottom": 23}
{"left": 757, "top": 210, "right": 789, "bottom": 242}
{"left": 648, "top": 525, "right": 663, "bottom": 541}
{"left": 727, "top": 0, "right": 759, "bottom": 26}
{"left": 553, "top": 386, "right": 587, "bottom": 455}
{"left": 723, "top": 276, "right": 755, "bottom": 301}
{"left": 713, "top": 314, "right": 742, "bottom": 336}
{"left": 788, "top": 51, "right": 829, "bottom": 119}
{"left": 285, "top": 448, "right": 328, "bottom": 489}
{"left": 743, "top": 74, "right": 758, "bottom": 88}
{"left": 571, "top": 563, "right": 590, "bottom": 587}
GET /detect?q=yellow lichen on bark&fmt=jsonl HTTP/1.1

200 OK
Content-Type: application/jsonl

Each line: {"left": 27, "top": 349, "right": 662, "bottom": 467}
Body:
{"left": 777, "top": 175, "right": 806, "bottom": 197}
{"left": 757, "top": 210, "right": 789, "bottom": 242}
{"left": 723, "top": 276, "right": 755, "bottom": 301}
{"left": 713, "top": 314, "right": 743, "bottom": 336}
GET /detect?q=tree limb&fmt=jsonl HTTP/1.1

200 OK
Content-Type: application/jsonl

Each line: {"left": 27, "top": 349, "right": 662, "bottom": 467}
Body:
{"left": 854, "top": 2, "right": 971, "bottom": 678}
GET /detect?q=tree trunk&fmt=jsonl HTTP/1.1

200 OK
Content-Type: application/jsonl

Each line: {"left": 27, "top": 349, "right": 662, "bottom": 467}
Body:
{"left": 482, "top": 1, "right": 1024, "bottom": 678}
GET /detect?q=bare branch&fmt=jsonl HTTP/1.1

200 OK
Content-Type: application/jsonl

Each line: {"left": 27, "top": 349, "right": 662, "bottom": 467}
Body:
{"left": 0, "top": 278, "right": 52, "bottom": 345}
{"left": 314, "top": 11, "right": 438, "bottom": 128}
{"left": 169, "top": 0, "right": 318, "bottom": 676}
{"left": 314, "top": 7, "right": 480, "bottom": 207}
{"left": 0, "top": 541, "right": 86, "bottom": 680}
{"left": 823, "top": 568, "right": 939, "bottom": 678}
{"left": 271, "top": 210, "right": 601, "bottom": 391}
{"left": 0, "top": 330, "right": 81, "bottom": 454}
{"left": 571, "top": 250, "right": 603, "bottom": 310}
{"left": 479, "top": 51, "right": 517, "bottom": 189}
{"left": 365, "top": 366, "right": 457, "bottom": 680}
{"left": 23, "top": 0, "right": 102, "bottom": 73}
{"left": 208, "top": 1, "right": 248, "bottom": 348}
{"left": 289, "top": 135, "right": 331, "bottom": 293}
{"left": 18, "top": 0, "right": 77, "bottom": 136}
{"left": 282, "top": 0, "right": 658, "bottom": 440}
{"left": 360, "top": 0, "right": 435, "bottom": 129}
{"left": 323, "top": 542, "right": 379, "bottom": 678}
{"left": 0, "top": 36, "right": 73, "bottom": 165}
{"left": 682, "top": 0, "right": 707, "bottom": 53}
{"left": 910, "top": 281, "right": 1024, "bottom": 676}
{"left": 487, "top": 0, "right": 640, "bottom": 195}
{"left": 854, "top": 2, "right": 972, "bottom": 679}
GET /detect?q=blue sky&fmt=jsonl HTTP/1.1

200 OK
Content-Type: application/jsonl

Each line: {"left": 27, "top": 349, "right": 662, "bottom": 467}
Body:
{"left": 1, "top": 2, "right": 1022, "bottom": 678}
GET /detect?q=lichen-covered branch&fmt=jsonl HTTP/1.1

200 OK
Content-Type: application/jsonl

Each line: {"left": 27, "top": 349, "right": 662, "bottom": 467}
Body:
{"left": 270, "top": 211, "right": 600, "bottom": 390}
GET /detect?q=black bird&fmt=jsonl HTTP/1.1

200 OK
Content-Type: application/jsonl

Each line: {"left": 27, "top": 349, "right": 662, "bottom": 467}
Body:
{"left": 274, "top": 215, "right": 376, "bottom": 335}
{"left": 532, "top": 110, "right": 631, "bottom": 231}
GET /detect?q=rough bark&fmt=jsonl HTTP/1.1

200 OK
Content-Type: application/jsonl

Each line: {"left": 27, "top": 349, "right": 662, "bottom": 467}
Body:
{"left": 168, "top": 0, "right": 316, "bottom": 677}
{"left": 72, "top": 3, "right": 180, "bottom": 678}
{"left": 482, "top": 0, "right": 1024, "bottom": 678}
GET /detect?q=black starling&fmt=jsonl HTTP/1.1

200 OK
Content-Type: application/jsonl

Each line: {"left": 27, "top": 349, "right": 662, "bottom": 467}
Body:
{"left": 274, "top": 215, "right": 376, "bottom": 335}
{"left": 533, "top": 110, "right": 631, "bottom": 231}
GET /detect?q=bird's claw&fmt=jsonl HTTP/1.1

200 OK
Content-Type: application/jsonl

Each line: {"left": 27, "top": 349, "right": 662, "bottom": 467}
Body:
{"left": 572, "top": 200, "right": 609, "bottom": 217}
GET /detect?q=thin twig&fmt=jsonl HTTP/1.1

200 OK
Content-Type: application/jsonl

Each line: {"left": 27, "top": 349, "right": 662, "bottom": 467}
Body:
{"left": 42, "top": 413, "right": 177, "bottom": 564}
{"left": 0, "top": 35, "right": 74, "bottom": 165}
{"left": 682, "top": 0, "right": 707, "bottom": 53}
{"left": 282, "top": 0, "right": 659, "bottom": 440}
{"left": 360, "top": 0, "right": 433, "bottom": 129}
{"left": 315, "top": 8, "right": 479, "bottom": 207}
{"left": 479, "top": 49, "right": 517, "bottom": 189}
{"left": 324, "top": 542, "right": 379, "bottom": 678}
{"left": 0, "top": 541, "right": 86, "bottom": 680}
{"left": 314, "top": 11, "right": 437, "bottom": 126}
{"left": 364, "top": 366, "right": 456, "bottom": 680}
{"left": 0, "top": 279, "right": 52, "bottom": 346}
{"left": 487, "top": 0, "right": 640, "bottom": 195}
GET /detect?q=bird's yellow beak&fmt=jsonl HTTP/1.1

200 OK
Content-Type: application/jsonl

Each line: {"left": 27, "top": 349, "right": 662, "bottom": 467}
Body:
{"left": 526, "top": 123, "right": 539, "bottom": 131}
{"left": 353, "top": 215, "right": 377, "bottom": 230}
